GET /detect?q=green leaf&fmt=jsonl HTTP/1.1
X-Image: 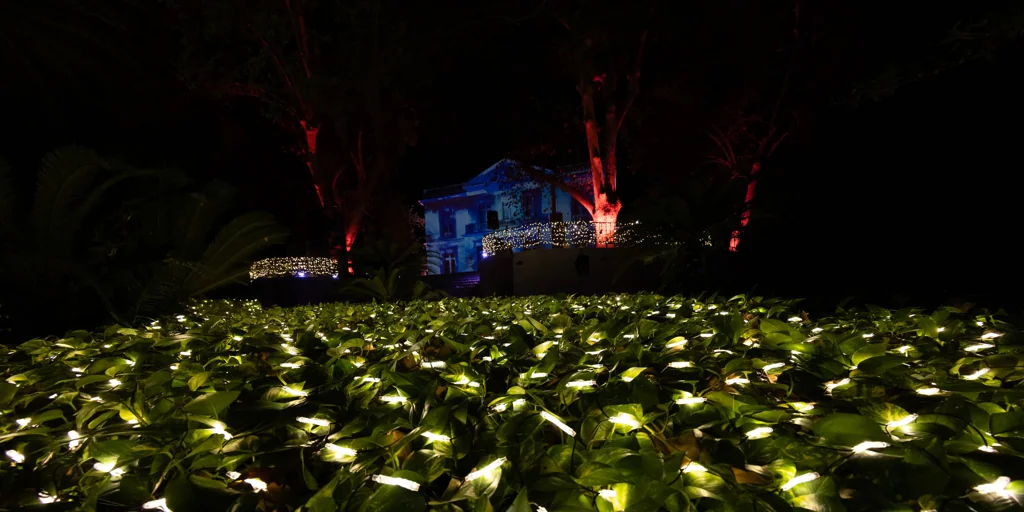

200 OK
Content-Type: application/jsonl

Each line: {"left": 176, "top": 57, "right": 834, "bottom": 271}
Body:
{"left": 506, "top": 489, "right": 531, "bottom": 512}
{"left": 188, "top": 371, "right": 211, "bottom": 391}
{"left": 852, "top": 343, "right": 886, "bottom": 365}
{"left": 990, "top": 411, "right": 1024, "bottom": 435}
{"left": 183, "top": 391, "right": 240, "bottom": 417}
{"left": 812, "top": 413, "right": 888, "bottom": 446}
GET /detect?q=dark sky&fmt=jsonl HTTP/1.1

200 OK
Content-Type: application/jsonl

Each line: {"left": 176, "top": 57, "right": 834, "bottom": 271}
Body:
{"left": 1, "top": 0, "right": 1022, "bottom": 304}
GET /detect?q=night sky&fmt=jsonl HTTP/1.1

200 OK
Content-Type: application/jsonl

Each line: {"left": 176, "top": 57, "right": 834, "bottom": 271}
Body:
{"left": 2, "top": 0, "right": 1022, "bottom": 306}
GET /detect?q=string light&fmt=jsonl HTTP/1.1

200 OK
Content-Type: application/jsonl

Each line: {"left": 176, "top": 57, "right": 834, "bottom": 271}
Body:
{"left": 851, "top": 441, "right": 887, "bottom": 454}
{"left": 465, "top": 458, "right": 506, "bottom": 481}
{"left": 963, "top": 368, "right": 990, "bottom": 380}
{"left": 566, "top": 380, "right": 596, "bottom": 388}
{"left": 668, "top": 361, "right": 693, "bottom": 368}
{"left": 975, "top": 476, "right": 1011, "bottom": 497}
{"left": 781, "top": 472, "right": 819, "bottom": 491}
{"left": 965, "top": 343, "right": 995, "bottom": 352}
{"left": 682, "top": 461, "right": 707, "bottom": 473}
{"left": 372, "top": 474, "right": 420, "bottom": 492}
{"left": 887, "top": 414, "right": 918, "bottom": 429}
{"left": 540, "top": 411, "right": 576, "bottom": 437}
{"left": 249, "top": 257, "right": 338, "bottom": 280}
{"left": 421, "top": 432, "right": 451, "bottom": 443}
{"left": 244, "top": 478, "right": 268, "bottom": 492}
{"left": 325, "top": 445, "right": 357, "bottom": 457}
{"left": 609, "top": 414, "right": 640, "bottom": 429}
{"left": 745, "top": 427, "right": 773, "bottom": 439}
{"left": 296, "top": 417, "right": 330, "bottom": 426}
{"left": 6, "top": 450, "right": 25, "bottom": 463}
{"left": 481, "top": 220, "right": 674, "bottom": 254}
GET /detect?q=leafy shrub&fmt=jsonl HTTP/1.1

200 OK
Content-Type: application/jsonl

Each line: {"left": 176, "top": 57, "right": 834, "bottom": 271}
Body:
{"left": 1, "top": 295, "right": 1022, "bottom": 511}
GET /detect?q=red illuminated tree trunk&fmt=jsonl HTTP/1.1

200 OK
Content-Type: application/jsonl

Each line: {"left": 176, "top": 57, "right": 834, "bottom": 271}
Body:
{"left": 729, "top": 162, "right": 760, "bottom": 251}
{"left": 521, "top": 28, "right": 646, "bottom": 247}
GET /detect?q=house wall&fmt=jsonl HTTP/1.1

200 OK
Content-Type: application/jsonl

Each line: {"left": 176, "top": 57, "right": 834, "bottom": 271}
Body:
{"left": 423, "top": 163, "right": 592, "bottom": 275}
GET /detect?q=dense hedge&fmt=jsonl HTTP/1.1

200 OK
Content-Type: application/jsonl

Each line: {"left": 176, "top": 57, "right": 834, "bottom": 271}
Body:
{"left": 1, "top": 295, "right": 1023, "bottom": 511}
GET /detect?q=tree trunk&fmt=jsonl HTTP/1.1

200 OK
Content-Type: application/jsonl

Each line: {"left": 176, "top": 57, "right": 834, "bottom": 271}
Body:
{"left": 729, "top": 161, "right": 761, "bottom": 252}
{"left": 592, "top": 192, "right": 621, "bottom": 246}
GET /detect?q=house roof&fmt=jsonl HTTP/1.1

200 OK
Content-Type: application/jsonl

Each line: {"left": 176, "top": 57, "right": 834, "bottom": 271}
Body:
{"left": 421, "top": 159, "right": 589, "bottom": 203}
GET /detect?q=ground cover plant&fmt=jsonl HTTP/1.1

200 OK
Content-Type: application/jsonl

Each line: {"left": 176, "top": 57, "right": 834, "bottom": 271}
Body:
{"left": 1, "top": 294, "right": 1023, "bottom": 512}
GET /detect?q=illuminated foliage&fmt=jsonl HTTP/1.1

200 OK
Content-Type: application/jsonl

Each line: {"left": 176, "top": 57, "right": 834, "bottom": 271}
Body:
{"left": 1, "top": 295, "right": 1022, "bottom": 511}
{"left": 482, "top": 220, "right": 674, "bottom": 254}
{"left": 249, "top": 257, "right": 339, "bottom": 280}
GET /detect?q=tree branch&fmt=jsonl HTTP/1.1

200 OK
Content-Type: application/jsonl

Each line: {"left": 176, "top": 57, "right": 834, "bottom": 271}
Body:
{"left": 616, "top": 28, "right": 648, "bottom": 133}
{"left": 522, "top": 165, "right": 594, "bottom": 214}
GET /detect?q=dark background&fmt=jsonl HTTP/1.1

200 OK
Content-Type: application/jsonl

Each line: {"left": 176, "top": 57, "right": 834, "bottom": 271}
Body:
{"left": 1, "top": 0, "right": 1021, "bottom": 310}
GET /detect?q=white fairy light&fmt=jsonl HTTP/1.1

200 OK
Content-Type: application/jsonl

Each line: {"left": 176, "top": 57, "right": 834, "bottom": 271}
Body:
{"left": 964, "top": 368, "right": 990, "bottom": 380}
{"left": 362, "top": 377, "right": 381, "bottom": 383}
{"left": 226, "top": 471, "right": 241, "bottom": 480}
{"left": 296, "top": 417, "right": 330, "bottom": 427}
{"left": 676, "top": 395, "right": 706, "bottom": 405}
{"left": 916, "top": 387, "right": 942, "bottom": 396}
{"left": 981, "top": 332, "right": 1002, "bottom": 340}
{"left": 179, "top": 350, "right": 192, "bottom": 357}
{"left": 887, "top": 414, "right": 918, "bottom": 429}
{"left": 325, "top": 445, "right": 357, "bottom": 457}
{"left": 609, "top": 414, "right": 640, "bottom": 429}
{"left": 787, "top": 316, "right": 802, "bottom": 323}
{"left": 280, "top": 362, "right": 302, "bottom": 369}
{"left": 975, "top": 476, "right": 1011, "bottom": 497}
{"left": 38, "top": 493, "right": 57, "bottom": 504}
{"left": 16, "top": 417, "right": 31, "bottom": 427}
{"left": 668, "top": 361, "right": 693, "bottom": 368}
{"left": 93, "top": 461, "right": 116, "bottom": 473}
{"left": 524, "top": 372, "right": 548, "bottom": 379}
{"left": 372, "top": 474, "right": 420, "bottom": 492}
{"left": 5, "top": 450, "right": 25, "bottom": 463}
{"left": 67, "top": 430, "right": 81, "bottom": 449}
{"left": 824, "top": 378, "right": 850, "bottom": 393}
{"left": 598, "top": 487, "right": 618, "bottom": 507}
{"left": 232, "top": 336, "right": 243, "bottom": 341}
{"left": 762, "top": 362, "right": 785, "bottom": 371}
{"left": 108, "top": 379, "right": 121, "bottom": 388}
{"left": 281, "top": 344, "right": 299, "bottom": 355}
{"left": 897, "top": 345, "right": 912, "bottom": 354}
{"left": 862, "top": 333, "right": 874, "bottom": 338}
{"left": 210, "top": 422, "right": 233, "bottom": 440}
{"left": 540, "top": 411, "right": 576, "bottom": 437}
{"left": 566, "top": 380, "right": 596, "bottom": 389}
{"left": 682, "top": 461, "right": 707, "bottom": 473}
{"left": 811, "top": 327, "right": 823, "bottom": 333}
{"left": 492, "top": 403, "right": 508, "bottom": 412}
{"left": 282, "top": 386, "right": 308, "bottom": 397}
{"left": 380, "top": 395, "right": 408, "bottom": 404}
{"left": 851, "top": 441, "right": 887, "bottom": 454}
{"left": 713, "top": 349, "right": 734, "bottom": 355}
{"left": 746, "top": 427, "right": 773, "bottom": 439}
{"left": 71, "top": 368, "right": 84, "bottom": 373}
{"left": 465, "top": 457, "right": 506, "bottom": 481}
{"left": 665, "top": 338, "right": 688, "bottom": 349}
{"left": 781, "top": 472, "right": 819, "bottom": 491}
{"left": 725, "top": 377, "right": 749, "bottom": 385}
{"left": 421, "top": 432, "right": 451, "bottom": 443}
{"left": 699, "top": 333, "right": 714, "bottom": 338}
{"left": 585, "top": 350, "right": 604, "bottom": 355}
{"left": 937, "top": 327, "right": 945, "bottom": 332}
{"left": 142, "top": 498, "right": 172, "bottom": 512}
{"left": 169, "top": 364, "right": 178, "bottom": 370}
{"left": 964, "top": 343, "right": 994, "bottom": 352}
{"left": 421, "top": 361, "right": 445, "bottom": 369}
{"left": 244, "top": 478, "right": 268, "bottom": 492}
{"left": 978, "top": 445, "right": 997, "bottom": 453}
{"left": 125, "top": 359, "right": 136, "bottom": 367}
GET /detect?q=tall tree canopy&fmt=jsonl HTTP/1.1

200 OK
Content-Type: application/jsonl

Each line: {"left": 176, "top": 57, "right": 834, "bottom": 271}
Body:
{"left": 175, "top": 0, "right": 442, "bottom": 264}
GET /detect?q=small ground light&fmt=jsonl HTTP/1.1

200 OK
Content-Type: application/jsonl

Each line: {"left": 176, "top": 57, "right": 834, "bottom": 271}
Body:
{"left": 781, "top": 472, "right": 819, "bottom": 491}
{"left": 372, "top": 474, "right": 420, "bottom": 491}
{"left": 851, "top": 441, "right": 887, "bottom": 454}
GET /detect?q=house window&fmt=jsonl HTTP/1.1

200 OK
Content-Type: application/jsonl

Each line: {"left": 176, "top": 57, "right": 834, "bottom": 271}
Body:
{"left": 523, "top": 189, "right": 542, "bottom": 219}
{"left": 443, "top": 249, "right": 457, "bottom": 274}
{"left": 477, "top": 201, "right": 489, "bottom": 227}
{"left": 441, "top": 208, "right": 456, "bottom": 239}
